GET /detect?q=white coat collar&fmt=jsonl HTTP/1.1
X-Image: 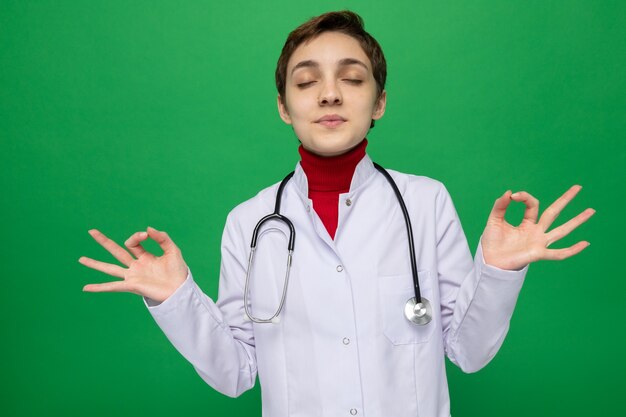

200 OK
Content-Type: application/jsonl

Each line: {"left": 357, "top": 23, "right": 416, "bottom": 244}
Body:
{"left": 291, "top": 153, "right": 377, "bottom": 201}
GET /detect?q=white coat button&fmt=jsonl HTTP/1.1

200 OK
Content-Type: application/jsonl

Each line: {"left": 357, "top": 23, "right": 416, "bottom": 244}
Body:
{"left": 306, "top": 205, "right": 310, "bottom": 212}
{"left": 345, "top": 198, "right": 352, "bottom": 206}
{"left": 336, "top": 265, "right": 344, "bottom": 272}
{"left": 343, "top": 337, "right": 350, "bottom": 345}
{"left": 350, "top": 409, "right": 358, "bottom": 415}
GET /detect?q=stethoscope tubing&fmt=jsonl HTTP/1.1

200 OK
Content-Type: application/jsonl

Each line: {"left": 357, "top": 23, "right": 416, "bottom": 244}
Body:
{"left": 372, "top": 162, "right": 423, "bottom": 304}
{"left": 244, "top": 163, "right": 431, "bottom": 325}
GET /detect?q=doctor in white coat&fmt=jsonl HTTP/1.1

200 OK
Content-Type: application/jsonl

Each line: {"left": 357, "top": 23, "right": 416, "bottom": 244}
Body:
{"left": 80, "top": 11, "right": 595, "bottom": 417}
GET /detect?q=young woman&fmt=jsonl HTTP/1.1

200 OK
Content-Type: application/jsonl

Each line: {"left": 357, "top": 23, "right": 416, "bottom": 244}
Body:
{"left": 80, "top": 11, "right": 594, "bottom": 417}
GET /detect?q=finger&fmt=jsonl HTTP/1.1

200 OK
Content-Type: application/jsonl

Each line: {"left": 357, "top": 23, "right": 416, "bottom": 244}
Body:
{"left": 542, "top": 241, "right": 590, "bottom": 261}
{"left": 78, "top": 256, "right": 127, "bottom": 278}
{"left": 546, "top": 208, "right": 596, "bottom": 246}
{"left": 488, "top": 190, "right": 513, "bottom": 221}
{"left": 510, "top": 191, "right": 539, "bottom": 224}
{"left": 125, "top": 231, "right": 149, "bottom": 258}
{"left": 538, "top": 185, "right": 582, "bottom": 230}
{"left": 146, "top": 226, "right": 179, "bottom": 254}
{"left": 88, "top": 229, "right": 135, "bottom": 267}
{"left": 83, "top": 280, "right": 130, "bottom": 293}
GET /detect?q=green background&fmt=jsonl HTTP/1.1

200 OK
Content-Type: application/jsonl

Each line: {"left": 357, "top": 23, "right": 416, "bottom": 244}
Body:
{"left": 2, "top": 1, "right": 624, "bottom": 416}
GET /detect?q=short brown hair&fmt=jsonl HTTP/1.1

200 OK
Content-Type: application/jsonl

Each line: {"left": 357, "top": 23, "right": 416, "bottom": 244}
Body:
{"left": 275, "top": 10, "right": 387, "bottom": 108}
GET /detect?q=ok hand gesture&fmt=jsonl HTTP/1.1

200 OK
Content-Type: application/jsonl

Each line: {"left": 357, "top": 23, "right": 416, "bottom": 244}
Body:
{"left": 481, "top": 185, "right": 595, "bottom": 271}
{"left": 79, "top": 227, "right": 188, "bottom": 303}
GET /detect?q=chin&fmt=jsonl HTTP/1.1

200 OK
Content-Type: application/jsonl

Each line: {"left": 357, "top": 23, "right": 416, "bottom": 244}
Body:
{"left": 312, "top": 144, "right": 352, "bottom": 157}
{"left": 310, "top": 138, "right": 362, "bottom": 157}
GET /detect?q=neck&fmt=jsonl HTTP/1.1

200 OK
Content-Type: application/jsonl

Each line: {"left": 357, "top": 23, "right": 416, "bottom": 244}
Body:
{"left": 298, "top": 139, "right": 368, "bottom": 192}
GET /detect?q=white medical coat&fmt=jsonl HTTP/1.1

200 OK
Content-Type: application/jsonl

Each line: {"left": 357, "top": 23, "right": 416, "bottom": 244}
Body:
{"left": 144, "top": 154, "right": 528, "bottom": 417}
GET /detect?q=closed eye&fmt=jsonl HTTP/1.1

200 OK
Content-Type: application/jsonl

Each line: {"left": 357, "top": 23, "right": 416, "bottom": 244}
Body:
{"left": 297, "top": 79, "right": 362, "bottom": 88}
{"left": 297, "top": 81, "right": 315, "bottom": 88}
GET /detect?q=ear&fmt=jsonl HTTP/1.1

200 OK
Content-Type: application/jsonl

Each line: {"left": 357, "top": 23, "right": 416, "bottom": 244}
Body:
{"left": 372, "top": 90, "right": 387, "bottom": 120}
{"left": 277, "top": 94, "right": 292, "bottom": 125}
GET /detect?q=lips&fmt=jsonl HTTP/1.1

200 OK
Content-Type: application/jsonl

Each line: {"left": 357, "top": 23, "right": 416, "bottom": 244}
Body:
{"left": 316, "top": 114, "right": 346, "bottom": 128}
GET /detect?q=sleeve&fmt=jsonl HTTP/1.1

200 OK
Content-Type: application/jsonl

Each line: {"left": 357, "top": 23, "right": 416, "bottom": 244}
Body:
{"left": 142, "top": 212, "right": 257, "bottom": 397}
{"left": 436, "top": 183, "right": 529, "bottom": 373}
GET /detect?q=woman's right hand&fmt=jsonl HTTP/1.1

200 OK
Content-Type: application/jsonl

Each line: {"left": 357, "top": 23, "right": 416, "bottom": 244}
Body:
{"left": 79, "top": 226, "right": 189, "bottom": 303}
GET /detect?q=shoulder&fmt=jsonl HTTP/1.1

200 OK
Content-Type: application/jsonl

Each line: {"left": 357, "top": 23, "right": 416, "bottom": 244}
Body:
{"left": 382, "top": 167, "right": 448, "bottom": 199}
{"left": 224, "top": 180, "right": 282, "bottom": 231}
{"left": 376, "top": 167, "right": 457, "bottom": 219}
{"left": 379, "top": 168, "right": 461, "bottom": 229}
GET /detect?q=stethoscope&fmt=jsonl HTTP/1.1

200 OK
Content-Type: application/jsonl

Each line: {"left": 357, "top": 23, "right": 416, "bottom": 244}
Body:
{"left": 244, "top": 162, "right": 432, "bottom": 326}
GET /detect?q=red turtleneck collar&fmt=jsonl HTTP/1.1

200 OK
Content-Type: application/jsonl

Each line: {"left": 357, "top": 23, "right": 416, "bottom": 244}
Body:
{"left": 298, "top": 139, "right": 368, "bottom": 239}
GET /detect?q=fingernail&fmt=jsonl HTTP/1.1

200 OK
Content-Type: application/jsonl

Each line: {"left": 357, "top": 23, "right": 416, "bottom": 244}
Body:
{"left": 511, "top": 192, "right": 519, "bottom": 198}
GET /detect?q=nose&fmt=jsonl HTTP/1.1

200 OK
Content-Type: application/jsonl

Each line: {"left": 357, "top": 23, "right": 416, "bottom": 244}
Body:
{"left": 318, "top": 80, "right": 342, "bottom": 106}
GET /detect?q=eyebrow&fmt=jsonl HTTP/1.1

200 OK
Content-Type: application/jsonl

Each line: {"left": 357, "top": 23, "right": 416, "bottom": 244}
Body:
{"left": 290, "top": 58, "right": 369, "bottom": 76}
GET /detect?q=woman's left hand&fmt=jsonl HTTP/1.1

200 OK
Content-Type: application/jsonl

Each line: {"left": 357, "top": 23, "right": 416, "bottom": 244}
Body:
{"left": 480, "top": 185, "right": 595, "bottom": 270}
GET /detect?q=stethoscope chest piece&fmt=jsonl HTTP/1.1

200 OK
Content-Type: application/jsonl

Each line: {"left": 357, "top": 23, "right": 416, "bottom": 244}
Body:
{"left": 404, "top": 297, "right": 433, "bottom": 325}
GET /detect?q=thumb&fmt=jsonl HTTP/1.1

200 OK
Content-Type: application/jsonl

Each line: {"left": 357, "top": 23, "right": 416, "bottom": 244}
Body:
{"left": 488, "top": 190, "right": 513, "bottom": 221}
